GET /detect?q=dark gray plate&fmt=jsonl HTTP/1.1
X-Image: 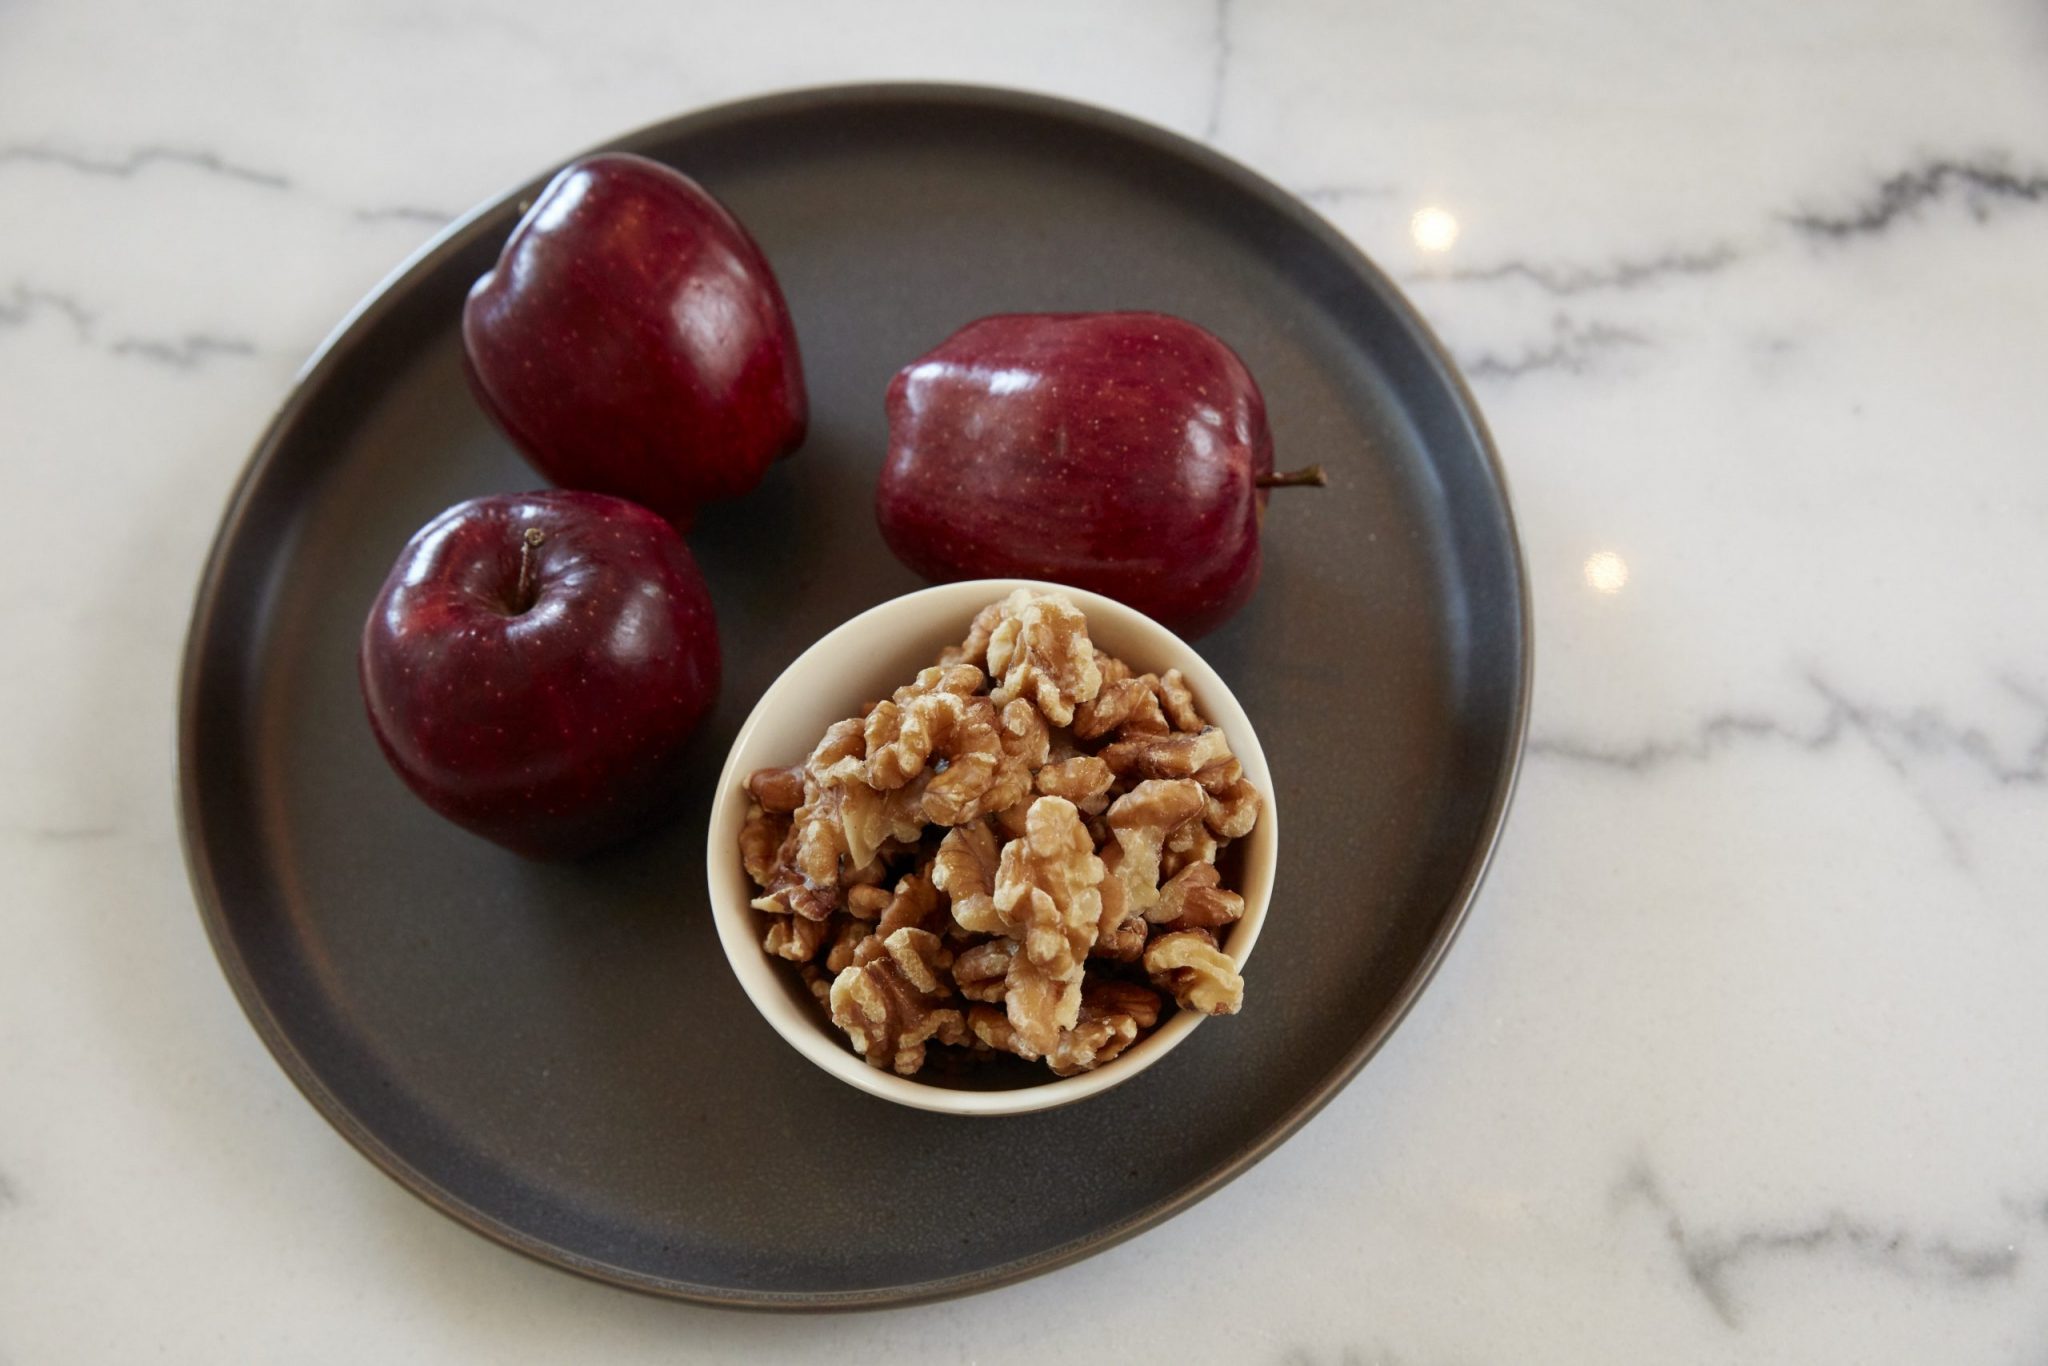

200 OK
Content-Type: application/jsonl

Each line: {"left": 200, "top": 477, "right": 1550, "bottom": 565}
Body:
{"left": 178, "top": 84, "right": 1528, "bottom": 1309}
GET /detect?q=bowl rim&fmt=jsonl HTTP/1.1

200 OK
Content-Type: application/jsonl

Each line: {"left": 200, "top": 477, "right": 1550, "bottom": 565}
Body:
{"left": 704, "top": 578, "right": 1279, "bottom": 1116}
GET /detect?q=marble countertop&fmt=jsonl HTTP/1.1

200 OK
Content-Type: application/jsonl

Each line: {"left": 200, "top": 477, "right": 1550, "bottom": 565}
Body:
{"left": 7, "top": 0, "right": 2048, "bottom": 1360}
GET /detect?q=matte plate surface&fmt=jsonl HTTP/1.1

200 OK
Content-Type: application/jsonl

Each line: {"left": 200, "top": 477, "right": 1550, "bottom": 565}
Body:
{"left": 179, "top": 84, "right": 1529, "bottom": 1308}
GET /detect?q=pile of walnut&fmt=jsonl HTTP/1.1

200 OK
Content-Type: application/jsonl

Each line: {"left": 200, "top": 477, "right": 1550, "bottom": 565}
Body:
{"left": 739, "top": 588, "right": 1262, "bottom": 1079}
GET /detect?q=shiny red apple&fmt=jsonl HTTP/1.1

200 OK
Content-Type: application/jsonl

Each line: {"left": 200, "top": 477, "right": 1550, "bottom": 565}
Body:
{"left": 462, "top": 153, "right": 806, "bottom": 530}
{"left": 359, "top": 491, "right": 720, "bottom": 859}
{"left": 876, "top": 311, "right": 1321, "bottom": 637}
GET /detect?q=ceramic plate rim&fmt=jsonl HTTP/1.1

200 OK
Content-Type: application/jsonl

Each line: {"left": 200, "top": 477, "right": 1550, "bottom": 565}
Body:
{"left": 175, "top": 81, "right": 1532, "bottom": 1311}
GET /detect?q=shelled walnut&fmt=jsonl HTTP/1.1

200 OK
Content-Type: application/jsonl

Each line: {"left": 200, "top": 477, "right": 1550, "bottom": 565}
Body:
{"left": 739, "top": 589, "right": 1265, "bottom": 1078}
{"left": 1144, "top": 929, "right": 1244, "bottom": 1016}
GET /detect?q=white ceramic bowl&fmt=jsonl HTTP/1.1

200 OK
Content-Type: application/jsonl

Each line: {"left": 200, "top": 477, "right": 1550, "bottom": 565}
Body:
{"left": 705, "top": 579, "right": 1277, "bottom": 1116}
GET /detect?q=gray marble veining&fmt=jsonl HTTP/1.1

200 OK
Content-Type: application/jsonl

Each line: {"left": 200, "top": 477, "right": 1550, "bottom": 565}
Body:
{"left": 5, "top": 0, "right": 2047, "bottom": 1360}
{"left": 1617, "top": 1161, "right": 2027, "bottom": 1329}
{"left": 0, "top": 141, "right": 292, "bottom": 189}
{"left": 1786, "top": 157, "right": 2048, "bottom": 239}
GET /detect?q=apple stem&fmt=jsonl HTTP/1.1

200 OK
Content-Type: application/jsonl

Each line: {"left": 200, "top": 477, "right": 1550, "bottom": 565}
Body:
{"left": 1256, "top": 465, "right": 1329, "bottom": 490}
{"left": 515, "top": 528, "right": 546, "bottom": 610}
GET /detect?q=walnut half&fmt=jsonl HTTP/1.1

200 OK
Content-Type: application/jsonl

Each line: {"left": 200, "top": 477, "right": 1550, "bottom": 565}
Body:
{"left": 1148, "top": 860, "right": 1244, "bottom": 929}
{"left": 933, "top": 819, "right": 1003, "bottom": 935}
{"left": 1144, "top": 928, "right": 1244, "bottom": 1016}
{"left": 1104, "top": 778, "right": 1206, "bottom": 915}
{"left": 985, "top": 589, "right": 1103, "bottom": 726}
{"left": 993, "top": 796, "right": 1105, "bottom": 1053}
{"left": 1046, "top": 980, "right": 1164, "bottom": 1076}
{"left": 828, "top": 928, "right": 967, "bottom": 1075}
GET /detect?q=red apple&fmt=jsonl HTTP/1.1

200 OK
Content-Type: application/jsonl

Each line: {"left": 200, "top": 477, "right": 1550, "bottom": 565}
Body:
{"left": 876, "top": 312, "right": 1321, "bottom": 638}
{"left": 462, "top": 153, "right": 806, "bottom": 529}
{"left": 359, "top": 490, "right": 720, "bottom": 859}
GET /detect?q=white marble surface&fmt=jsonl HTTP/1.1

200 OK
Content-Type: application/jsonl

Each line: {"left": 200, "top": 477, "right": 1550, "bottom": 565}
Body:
{"left": 6, "top": 0, "right": 2048, "bottom": 1360}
